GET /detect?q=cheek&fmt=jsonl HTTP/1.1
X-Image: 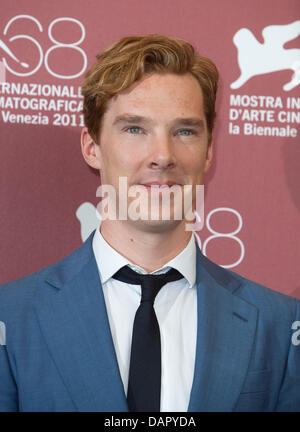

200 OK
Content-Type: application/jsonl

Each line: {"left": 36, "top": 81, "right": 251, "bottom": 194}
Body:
{"left": 102, "top": 148, "right": 141, "bottom": 180}
{"left": 181, "top": 149, "right": 207, "bottom": 176}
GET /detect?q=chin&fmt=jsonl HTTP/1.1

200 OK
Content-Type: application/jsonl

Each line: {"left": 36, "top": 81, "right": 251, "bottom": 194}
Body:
{"left": 128, "top": 217, "right": 183, "bottom": 233}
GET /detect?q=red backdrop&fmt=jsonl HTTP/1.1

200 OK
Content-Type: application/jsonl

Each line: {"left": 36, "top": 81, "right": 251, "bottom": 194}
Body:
{"left": 0, "top": 0, "right": 299, "bottom": 300}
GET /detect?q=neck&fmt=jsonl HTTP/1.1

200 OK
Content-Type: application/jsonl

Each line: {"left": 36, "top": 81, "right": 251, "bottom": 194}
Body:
{"left": 100, "top": 220, "right": 192, "bottom": 273}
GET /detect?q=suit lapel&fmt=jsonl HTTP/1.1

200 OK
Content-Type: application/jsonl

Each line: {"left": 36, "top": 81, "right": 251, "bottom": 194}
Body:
{"left": 188, "top": 247, "right": 258, "bottom": 412}
{"left": 34, "top": 232, "right": 128, "bottom": 412}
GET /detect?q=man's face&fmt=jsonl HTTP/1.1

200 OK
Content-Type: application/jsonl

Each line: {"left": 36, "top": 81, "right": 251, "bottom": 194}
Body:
{"left": 82, "top": 72, "right": 212, "bottom": 232}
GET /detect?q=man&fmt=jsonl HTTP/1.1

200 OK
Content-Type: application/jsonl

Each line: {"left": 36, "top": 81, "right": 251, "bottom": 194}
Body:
{"left": 0, "top": 34, "right": 299, "bottom": 412}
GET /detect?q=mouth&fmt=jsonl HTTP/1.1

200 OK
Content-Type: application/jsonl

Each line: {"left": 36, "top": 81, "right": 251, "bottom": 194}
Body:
{"left": 140, "top": 182, "right": 182, "bottom": 188}
{"left": 137, "top": 183, "right": 183, "bottom": 197}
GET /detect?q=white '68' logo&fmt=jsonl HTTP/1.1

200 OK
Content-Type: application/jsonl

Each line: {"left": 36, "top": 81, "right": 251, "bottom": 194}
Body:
{"left": 194, "top": 207, "right": 245, "bottom": 269}
{"left": 0, "top": 15, "right": 87, "bottom": 79}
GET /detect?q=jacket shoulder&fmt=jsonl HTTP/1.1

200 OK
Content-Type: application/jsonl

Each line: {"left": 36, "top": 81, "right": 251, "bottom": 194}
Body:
{"left": 230, "top": 267, "right": 299, "bottom": 312}
{"left": 0, "top": 231, "right": 95, "bottom": 311}
{"left": 199, "top": 252, "right": 299, "bottom": 318}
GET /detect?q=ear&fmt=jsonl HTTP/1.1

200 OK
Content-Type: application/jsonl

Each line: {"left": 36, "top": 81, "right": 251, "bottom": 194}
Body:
{"left": 204, "top": 140, "right": 213, "bottom": 173}
{"left": 80, "top": 127, "right": 101, "bottom": 170}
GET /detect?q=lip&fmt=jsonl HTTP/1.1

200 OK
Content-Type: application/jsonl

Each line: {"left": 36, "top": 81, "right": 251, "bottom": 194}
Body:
{"left": 140, "top": 181, "right": 181, "bottom": 187}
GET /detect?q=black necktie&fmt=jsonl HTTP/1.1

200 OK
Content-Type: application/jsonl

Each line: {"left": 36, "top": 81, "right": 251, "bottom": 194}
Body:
{"left": 112, "top": 265, "right": 184, "bottom": 412}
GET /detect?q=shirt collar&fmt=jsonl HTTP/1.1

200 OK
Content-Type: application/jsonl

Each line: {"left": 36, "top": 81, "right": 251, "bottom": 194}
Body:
{"left": 92, "top": 225, "right": 196, "bottom": 288}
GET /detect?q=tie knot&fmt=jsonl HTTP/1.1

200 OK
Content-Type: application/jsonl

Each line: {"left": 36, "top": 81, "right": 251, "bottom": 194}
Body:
{"left": 112, "top": 266, "right": 183, "bottom": 304}
{"left": 139, "top": 274, "right": 167, "bottom": 303}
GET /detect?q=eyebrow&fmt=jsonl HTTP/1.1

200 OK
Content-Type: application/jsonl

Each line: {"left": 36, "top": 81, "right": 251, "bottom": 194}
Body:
{"left": 174, "top": 118, "right": 205, "bottom": 129}
{"left": 112, "top": 114, "right": 151, "bottom": 126}
{"left": 112, "top": 113, "right": 205, "bottom": 129}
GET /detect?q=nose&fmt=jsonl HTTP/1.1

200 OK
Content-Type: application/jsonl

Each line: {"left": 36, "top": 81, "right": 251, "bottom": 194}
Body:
{"left": 148, "top": 133, "right": 176, "bottom": 170}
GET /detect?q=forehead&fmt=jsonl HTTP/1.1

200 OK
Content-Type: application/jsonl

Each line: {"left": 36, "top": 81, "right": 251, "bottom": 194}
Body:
{"left": 104, "top": 72, "right": 205, "bottom": 121}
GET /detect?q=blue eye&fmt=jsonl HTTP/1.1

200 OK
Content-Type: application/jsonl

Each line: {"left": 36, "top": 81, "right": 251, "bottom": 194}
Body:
{"left": 178, "top": 129, "right": 194, "bottom": 136}
{"left": 127, "top": 127, "right": 143, "bottom": 134}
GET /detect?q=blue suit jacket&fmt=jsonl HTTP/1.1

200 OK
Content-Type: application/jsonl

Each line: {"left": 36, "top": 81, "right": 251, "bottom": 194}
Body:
{"left": 0, "top": 231, "right": 299, "bottom": 412}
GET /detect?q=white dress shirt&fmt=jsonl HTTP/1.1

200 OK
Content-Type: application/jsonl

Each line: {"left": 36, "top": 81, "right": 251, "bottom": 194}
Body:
{"left": 92, "top": 226, "right": 197, "bottom": 412}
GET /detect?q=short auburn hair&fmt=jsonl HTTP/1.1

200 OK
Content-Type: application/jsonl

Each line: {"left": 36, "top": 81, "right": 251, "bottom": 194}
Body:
{"left": 82, "top": 34, "right": 219, "bottom": 144}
